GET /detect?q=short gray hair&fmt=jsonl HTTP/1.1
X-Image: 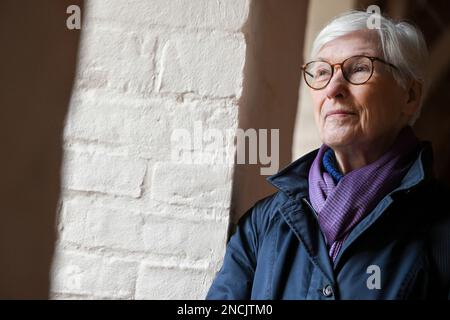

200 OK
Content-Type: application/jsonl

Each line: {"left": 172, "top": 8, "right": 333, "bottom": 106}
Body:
{"left": 311, "top": 10, "right": 429, "bottom": 124}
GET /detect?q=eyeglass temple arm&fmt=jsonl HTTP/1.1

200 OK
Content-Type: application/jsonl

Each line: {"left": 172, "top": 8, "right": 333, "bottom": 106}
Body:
{"left": 301, "top": 66, "right": 314, "bottom": 78}
{"left": 373, "top": 57, "right": 398, "bottom": 70}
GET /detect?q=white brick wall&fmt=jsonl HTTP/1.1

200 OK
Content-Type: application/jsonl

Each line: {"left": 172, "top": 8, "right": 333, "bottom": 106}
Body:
{"left": 158, "top": 34, "right": 246, "bottom": 97}
{"left": 52, "top": 0, "right": 249, "bottom": 299}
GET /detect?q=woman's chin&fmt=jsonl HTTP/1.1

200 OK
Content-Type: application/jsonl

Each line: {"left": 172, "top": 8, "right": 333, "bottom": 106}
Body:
{"left": 322, "top": 130, "right": 358, "bottom": 148}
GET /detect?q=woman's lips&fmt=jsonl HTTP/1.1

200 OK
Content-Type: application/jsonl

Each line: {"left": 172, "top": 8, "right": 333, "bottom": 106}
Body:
{"left": 325, "top": 110, "right": 356, "bottom": 119}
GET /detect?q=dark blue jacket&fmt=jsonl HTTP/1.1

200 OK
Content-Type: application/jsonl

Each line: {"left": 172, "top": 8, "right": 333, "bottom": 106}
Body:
{"left": 207, "top": 143, "right": 450, "bottom": 299}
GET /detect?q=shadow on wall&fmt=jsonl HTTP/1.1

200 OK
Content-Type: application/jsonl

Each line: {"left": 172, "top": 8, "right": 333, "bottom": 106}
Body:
{"left": 230, "top": 0, "right": 309, "bottom": 230}
{"left": 0, "top": 0, "right": 82, "bottom": 298}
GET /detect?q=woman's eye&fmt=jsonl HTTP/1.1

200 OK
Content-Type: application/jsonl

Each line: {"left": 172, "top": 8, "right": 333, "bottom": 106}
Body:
{"left": 316, "top": 69, "right": 330, "bottom": 77}
{"left": 352, "top": 64, "right": 370, "bottom": 73}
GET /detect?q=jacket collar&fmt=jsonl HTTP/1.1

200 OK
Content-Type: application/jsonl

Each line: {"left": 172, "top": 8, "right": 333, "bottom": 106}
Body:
{"left": 266, "top": 148, "right": 318, "bottom": 200}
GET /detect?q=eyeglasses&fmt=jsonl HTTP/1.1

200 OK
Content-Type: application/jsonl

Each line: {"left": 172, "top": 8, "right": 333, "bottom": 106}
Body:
{"left": 301, "top": 55, "right": 398, "bottom": 90}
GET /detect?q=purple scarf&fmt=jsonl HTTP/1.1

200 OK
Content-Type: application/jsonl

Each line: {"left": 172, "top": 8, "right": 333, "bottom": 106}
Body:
{"left": 308, "top": 126, "right": 420, "bottom": 262}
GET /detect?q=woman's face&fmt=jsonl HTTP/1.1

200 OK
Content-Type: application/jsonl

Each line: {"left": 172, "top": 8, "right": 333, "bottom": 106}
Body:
{"left": 309, "top": 30, "right": 416, "bottom": 150}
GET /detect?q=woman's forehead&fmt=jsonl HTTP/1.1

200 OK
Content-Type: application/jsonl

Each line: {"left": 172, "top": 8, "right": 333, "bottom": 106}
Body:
{"left": 316, "top": 30, "right": 381, "bottom": 62}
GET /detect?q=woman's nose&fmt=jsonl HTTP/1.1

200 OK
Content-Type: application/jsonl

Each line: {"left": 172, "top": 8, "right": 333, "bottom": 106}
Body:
{"left": 325, "top": 66, "right": 348, "bottom": 99}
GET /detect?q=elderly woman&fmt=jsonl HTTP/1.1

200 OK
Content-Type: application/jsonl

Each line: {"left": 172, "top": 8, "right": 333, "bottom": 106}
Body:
{"left": 207, "top": 11, "right": 450, "bottom": 300}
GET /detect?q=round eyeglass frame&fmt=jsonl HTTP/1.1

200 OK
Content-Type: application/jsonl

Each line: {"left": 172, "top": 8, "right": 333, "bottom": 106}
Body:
{"left": 301, "top": 55, "right": 398, "bottom": 90}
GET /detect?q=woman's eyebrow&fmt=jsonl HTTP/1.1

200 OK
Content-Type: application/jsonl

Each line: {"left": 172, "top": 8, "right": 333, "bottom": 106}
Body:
{"left": 354, "top": 51, "right": 375, "bottom": 56}
{"left": 314, "top": 51, "right": 376, "bottom": 62}
{"left": 314, "top": 57, "right": 329, "bottom": 62}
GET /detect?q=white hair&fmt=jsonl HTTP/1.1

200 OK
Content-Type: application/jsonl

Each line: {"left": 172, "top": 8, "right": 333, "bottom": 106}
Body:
{"left": 310, "top": 10, "right": 429, "bottom": 125}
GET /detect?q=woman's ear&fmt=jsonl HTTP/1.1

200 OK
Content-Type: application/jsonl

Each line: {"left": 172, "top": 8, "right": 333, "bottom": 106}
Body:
{"left": 404, "top": 80, "right": 422, "bottom": 116}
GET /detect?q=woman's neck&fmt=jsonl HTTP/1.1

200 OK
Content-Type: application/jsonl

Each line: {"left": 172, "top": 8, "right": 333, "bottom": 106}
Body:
{"left": 333, "top": 131, "right": 400, "bottom": 174}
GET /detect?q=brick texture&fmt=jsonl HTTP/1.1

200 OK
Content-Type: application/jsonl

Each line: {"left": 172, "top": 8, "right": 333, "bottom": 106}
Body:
{"left": 51, "top": 0, "right": 249, "bottom": 299}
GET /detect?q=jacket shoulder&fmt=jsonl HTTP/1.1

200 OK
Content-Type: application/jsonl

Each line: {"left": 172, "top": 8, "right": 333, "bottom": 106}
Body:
{"left": 232, "top": 191, "right": 288, "bottom": 240}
